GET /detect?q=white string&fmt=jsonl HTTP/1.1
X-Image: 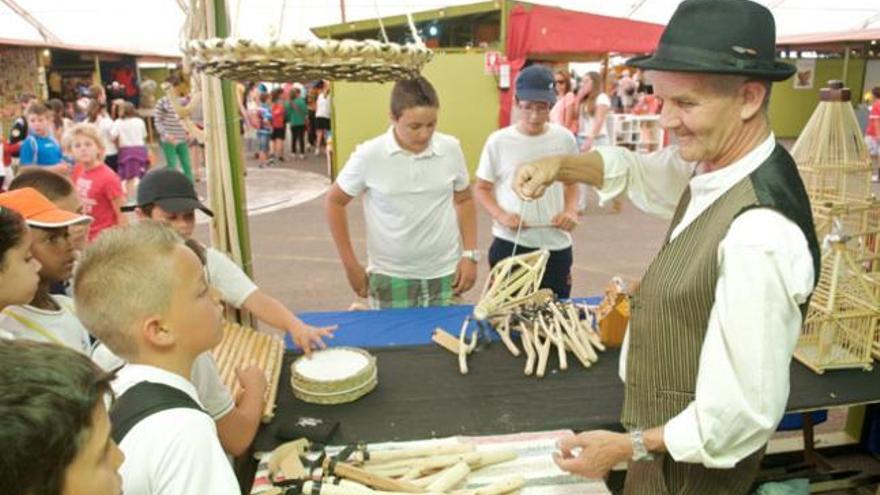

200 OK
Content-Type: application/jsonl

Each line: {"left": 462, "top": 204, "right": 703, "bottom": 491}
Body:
{"left": 510, "top": 199, "right": 529, "bottom": 258}
{"left": 373, "top": 0, "right": 390, "bottom": 43}
{"left": 275, "top": 0, "right": 288, "bottom": 43}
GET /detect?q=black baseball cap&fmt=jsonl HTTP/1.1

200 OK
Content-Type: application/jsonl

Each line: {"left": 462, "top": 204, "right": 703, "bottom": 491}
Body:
{"left": 122, "top": 168, "right": 213, "bottom": 216}
{"left": 515, "top": 65, "right": 556, "bottom": 105}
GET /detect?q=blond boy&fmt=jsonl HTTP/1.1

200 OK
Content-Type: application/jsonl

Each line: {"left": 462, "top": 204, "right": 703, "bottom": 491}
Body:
{"left": 75, "top": 221, "right": 238, "bottom": 495}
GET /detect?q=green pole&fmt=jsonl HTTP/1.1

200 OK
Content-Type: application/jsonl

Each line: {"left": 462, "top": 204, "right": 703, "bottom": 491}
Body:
{"left": 212, "top": 0, "right": 253, "bottom": 277}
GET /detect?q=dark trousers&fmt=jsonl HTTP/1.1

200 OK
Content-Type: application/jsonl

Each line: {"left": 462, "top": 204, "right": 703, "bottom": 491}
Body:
{"left": 307, "top": 110, "right": 317, "bottom": 147}
{"left": 487, "top": 237, "right": 573, "bottom": 299}
{"left": 290, "top": 125, "right": 306, "bottom": 154}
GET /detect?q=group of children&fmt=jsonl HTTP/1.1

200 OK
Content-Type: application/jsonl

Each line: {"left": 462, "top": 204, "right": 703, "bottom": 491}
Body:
{"left": 0, "top": 161, "right": 334, "bottom": 494}
{"left": 327, "top": 65, "right": 581, "bottom": 309}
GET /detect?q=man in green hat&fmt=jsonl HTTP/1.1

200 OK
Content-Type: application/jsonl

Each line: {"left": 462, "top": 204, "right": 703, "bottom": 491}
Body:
{"left": 515, "top": 0, "right": 820, "bottom": 493}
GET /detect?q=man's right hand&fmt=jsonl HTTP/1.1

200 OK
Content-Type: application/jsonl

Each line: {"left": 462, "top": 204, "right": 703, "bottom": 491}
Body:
{"left": 345, "top": 263, "right": 369, "bottom": 298}
{"left": 515, "top": 156, "right": 563, "bottom": 200}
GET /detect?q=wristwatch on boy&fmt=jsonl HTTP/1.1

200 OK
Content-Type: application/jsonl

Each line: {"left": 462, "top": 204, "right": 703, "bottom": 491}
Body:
{"left": 629, "top": 429, "right": 654, "bottom": 462}
{"left": 461, "top": 250, "right": 481, "bottom": 263}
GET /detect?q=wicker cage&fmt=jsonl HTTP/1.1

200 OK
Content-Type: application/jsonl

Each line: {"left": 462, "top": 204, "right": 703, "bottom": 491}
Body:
{"left": 212, "top": 321, "right": 285, "bottom": 422}
{"left": 184, "top": 37, "right": 433, "bottom": 83}
{"left": 794, "top": 240, "right": 879, "bottom": 373}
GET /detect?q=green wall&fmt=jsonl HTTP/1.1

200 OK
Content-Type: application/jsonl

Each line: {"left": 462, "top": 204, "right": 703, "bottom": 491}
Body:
{"left": 139, "top": 67, "right": 173, "bottom": 101}
{"left": 769, "top": 58, "right": 866, "bottom": 139}
{"left": 331, "top": 51, "right": 500, "bottom": 179}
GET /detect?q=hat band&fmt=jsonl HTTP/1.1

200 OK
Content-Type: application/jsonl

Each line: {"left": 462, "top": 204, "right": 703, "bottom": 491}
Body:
{"left": 653, "top": 43, "right": 776, "bottom": 72}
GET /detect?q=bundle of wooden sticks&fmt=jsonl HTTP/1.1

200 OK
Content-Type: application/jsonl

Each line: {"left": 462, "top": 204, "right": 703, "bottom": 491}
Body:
{"left": 435, "top": 289, "right": 605, "bottom": 377}
{"left": 212, "top": 321, "right": 285, "bottom": 422}
{"left": 264, "top": 439, "right": 524, "bottom": 495}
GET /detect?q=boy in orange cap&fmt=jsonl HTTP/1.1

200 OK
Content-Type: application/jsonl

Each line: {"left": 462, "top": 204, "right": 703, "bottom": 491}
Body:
{"left": 0, "top": 187, "right": 94, "bottom": 352}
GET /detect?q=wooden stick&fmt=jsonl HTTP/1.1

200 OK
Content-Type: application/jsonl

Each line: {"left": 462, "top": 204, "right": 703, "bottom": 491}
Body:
{"left": 533, "top": 323, "right": 552, "bottom": 378}
{"left": 540, "top": 312, "right": 567, "bottom": 371}
{"left": 519, "top": 323, "right": 536, "bottom": 376}
{"left": 264, "top": 338, "right": 283, "bottom": 420}
{"left": 362, "top": 443, "right": 476, "bottom": 465}
{"left": 326, "top": 459, "right": 426, "bottom": 493}
{"left": 495, "top": 314, "right": 520, "bottom": 357}
{"left": 458, "top": 318, "right": 471, "bottom": 375}
{"left": 433, "top": 328, "right": 461, "bottom": 354}
{"left": 453, "top": 475, "right": 525, "bottom": 495}
{"left": 426, "top": 461, "right": 470, "bottom": 493}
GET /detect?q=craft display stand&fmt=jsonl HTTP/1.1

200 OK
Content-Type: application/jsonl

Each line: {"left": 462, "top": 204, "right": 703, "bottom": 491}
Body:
{"left": 791, "top": 80, "right": 880, "bottom": 371}
{"left": 213, "top": 321, "right": 285, "bottom": 421}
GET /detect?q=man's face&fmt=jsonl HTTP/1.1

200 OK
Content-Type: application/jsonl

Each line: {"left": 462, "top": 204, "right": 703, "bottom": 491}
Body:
{"left": 54, "top": 193, "right": 88, "bottom": 253}
{"left": 165, "top": 245, "right": 222, "bottom": 356}
{"left": 516, "top": 100, "right": 551, "bottom": 136}
{"left": 391, "top": 106, "right": 438, "bottom": 154}
{"left": 0, "top": 229, "right": 41, "bottom": 306}
{"left": 31, "top": 226, "right": 77, "bottom": 282}
{"left": 27, "top": 113, "right": 50, "bottom": 136}
{"left": 61, "top": 401, "right": 124, "bottom": 495}
{"left": 649, "top": 71, "right": 744, "bottom": 164}
{"left": 70, "top": 134, "right": 102, "bottom": 165}
{"left": 143, "top": 205, "right": 196, "bottom": 239}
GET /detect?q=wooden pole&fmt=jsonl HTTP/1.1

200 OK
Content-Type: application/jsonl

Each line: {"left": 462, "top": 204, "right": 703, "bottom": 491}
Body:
{"left": 340, "top": 0, "right": 347, "bottom": 23}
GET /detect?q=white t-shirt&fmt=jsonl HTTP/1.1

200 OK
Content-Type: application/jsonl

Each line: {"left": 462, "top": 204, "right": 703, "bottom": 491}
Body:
{"left": 96, "top": 115, "right": 119, "bottom": 155}
{"left": 115, "top": 117, "right": 147, "bottom": 147}
{"left": 0, "top": 295, "right": 91, "bottom": 353}
{"left": 316, "top": 93, "right": 331, "bottom": 119}
{"left": 476, "top": 124, "right": 578, "bottom": 250}
{"left": 112, "top": 364, "right": 239, "bottom": 495}
{"left": 92, "top": 347, "right": 235, "bottom": 420}
{"left": 206, "top": 247, "right": 259, "bottom": 308}
{"left": 336, "top": 128, "right": 470, "bottom": 279}
{"left": 577, "top": 93, "right": 611, "bottom": 139}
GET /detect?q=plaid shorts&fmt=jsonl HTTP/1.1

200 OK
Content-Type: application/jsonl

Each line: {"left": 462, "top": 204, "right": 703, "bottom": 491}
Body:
{"left": 368, "top": 272, "right": 455, "bottom": 309}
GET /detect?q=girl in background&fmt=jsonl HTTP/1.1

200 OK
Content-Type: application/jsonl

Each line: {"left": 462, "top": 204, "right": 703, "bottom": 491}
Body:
{"left": 115, "top": 102, "right": 149, "bottom": 201}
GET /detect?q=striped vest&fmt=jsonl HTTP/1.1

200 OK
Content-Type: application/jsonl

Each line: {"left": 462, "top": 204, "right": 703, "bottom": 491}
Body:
{"left": 620, "top": 144, "right": 819, "bottom": 495}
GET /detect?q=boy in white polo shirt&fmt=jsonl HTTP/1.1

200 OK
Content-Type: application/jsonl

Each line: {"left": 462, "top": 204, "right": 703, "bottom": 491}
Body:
{"left": 474, "top": 65, "right": 579, "bottom": 298}
{"left": 74, "top": 221, "right": 239, "bottom": 495}
{"left": 326, "top": 77, "right": 478, "bottom": 308}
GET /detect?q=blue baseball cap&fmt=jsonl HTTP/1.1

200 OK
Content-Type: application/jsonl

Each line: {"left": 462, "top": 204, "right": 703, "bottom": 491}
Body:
{"left": 515, "top": 65, "right": 556, "bottom": 105}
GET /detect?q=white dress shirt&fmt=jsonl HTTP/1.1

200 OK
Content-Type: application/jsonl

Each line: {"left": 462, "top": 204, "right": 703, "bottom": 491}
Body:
{"left": 112, "top": 364, "right": 239, "bottom": 495}
{"left": 596, "top": 134, "right": 815, "bottom": 468}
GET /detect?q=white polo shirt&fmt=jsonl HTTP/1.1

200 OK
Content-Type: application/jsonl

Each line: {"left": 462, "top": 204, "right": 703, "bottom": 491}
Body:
{"left": 112, "top": 364, "right": 239, "bottom": 495}
{"left": 476, "top": 123, "right": 578, "bottom": 250}
{"left": 0, "top": 295, "right": 91, "bottom": 353}
{"left": 206, "top": 247, "right": 258, "bottom": 308}
{"left": 336, "top": 128, "right": 470, "bottom": 279}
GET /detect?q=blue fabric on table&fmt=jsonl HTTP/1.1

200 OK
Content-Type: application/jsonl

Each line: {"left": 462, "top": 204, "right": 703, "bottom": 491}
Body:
{"left": 289, "top": 297, "right": 602, "bottom": 349}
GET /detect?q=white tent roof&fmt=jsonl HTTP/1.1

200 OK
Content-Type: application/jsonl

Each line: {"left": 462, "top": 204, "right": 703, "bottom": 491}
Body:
{"left": 1, "top": 1, "right": 878, "bottom": 58}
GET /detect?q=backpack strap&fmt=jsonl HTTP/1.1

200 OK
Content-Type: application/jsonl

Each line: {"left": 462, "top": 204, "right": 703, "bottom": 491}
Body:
{"left": 110, "top": 381, "right": 205, "bottom": 444}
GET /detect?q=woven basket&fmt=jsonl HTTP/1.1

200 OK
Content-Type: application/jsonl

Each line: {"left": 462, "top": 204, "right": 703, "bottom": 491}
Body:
{"left": 291, "top": 347, "right": 378, "bottom": 405}
{"left": 185, "top": 37, "right": 433, "bottom": 83}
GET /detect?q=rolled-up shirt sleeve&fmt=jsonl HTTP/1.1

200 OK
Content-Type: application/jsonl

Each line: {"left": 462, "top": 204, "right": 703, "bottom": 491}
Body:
{"left": 594, "top": 145, "right": 694, "bottom": 220}
{"left": 663, "top": 208, "right": 815, "bottom": 468}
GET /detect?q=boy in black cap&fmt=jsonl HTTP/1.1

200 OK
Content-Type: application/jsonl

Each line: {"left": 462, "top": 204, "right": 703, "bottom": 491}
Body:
{"left": 108, "top": 167, "right": 335, "bottom": 456}
{"left": 473, "top": 64, "right": 579, "bottom": 299}
{"left": 516, "top": 1, "right": 819, "bottom": 493}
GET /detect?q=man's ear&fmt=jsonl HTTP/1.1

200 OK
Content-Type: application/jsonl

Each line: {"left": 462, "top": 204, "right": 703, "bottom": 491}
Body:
{"left": 141, "top": 315, "right": 175, "bottom": 350}
{"left": 739, "top": 80, "right": 767, "bottom": 121}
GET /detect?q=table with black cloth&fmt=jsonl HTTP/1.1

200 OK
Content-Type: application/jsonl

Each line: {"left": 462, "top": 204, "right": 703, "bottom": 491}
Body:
{"left": 253, "top": 301, "right": 880, "bottom": 453}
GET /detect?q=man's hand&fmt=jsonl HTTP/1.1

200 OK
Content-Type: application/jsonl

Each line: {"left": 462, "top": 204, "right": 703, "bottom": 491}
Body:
{"left": 497, "top": 212, "right": 524, "bottom": 230}
{"left": 344, "top": 262, "right": 369, "bottom": 298}
{"left": 515, "top": 156, "right": 563, "bottom": 200}
{"left": 453, "top": 258, "right": 477, "bottom": 294}
{"left": 290, "top": 323, "right": 337, "bottom": 357}
{"left": 235, "top": 365, "right": 268, "bottom": 402}
{"left": 551, "top": 210, "right": 579, "bottom": 231}
{"left": 553, "top": 430, "right": 632, "bottom": 479}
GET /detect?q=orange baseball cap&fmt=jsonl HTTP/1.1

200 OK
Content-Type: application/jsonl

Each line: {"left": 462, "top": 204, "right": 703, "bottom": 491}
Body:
{"left": 0, "top": 187, "right": 91, "bottom": 228}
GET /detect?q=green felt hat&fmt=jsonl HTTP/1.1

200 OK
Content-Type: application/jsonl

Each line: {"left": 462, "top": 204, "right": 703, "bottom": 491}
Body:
{"left": 627, "top": 0, "right": 796, "bottom": 82}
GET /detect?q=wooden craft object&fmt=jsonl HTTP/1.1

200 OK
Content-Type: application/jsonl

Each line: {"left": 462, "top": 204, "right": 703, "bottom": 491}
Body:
{"left": 433, "top": 328, "right": 461, "bottom": 355}
{"left": 212, "top": 321, "right": 285, "bottom": 421}
{"left": 426, "top": 462, "right": 471, "bottom": 492}
{"left": 795, "top": 238, "right": 879, "bottom": 373}
{"left": 473, "top": 251, "right": 550, "bottom": 320}
{"left": 325, "top": 459, "right": 426, "bottom": 493}
{"left": 452, "top": 475, "right": 525, "bottom": 495}
{"left": 519, "top": 322, "right": 536, "bottom": 376}
{"left": 269, "top": 438, "right": 311, "bottom": 479}
{"left": 360, "top": 444, "right": 476, "bottom": 466}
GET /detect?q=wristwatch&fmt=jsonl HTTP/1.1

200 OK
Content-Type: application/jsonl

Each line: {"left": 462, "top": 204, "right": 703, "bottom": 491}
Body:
{"left": 629, "top": 429, "right": 654, "bottom": 462}
{"left": 461, "top": 250, "right": 481, "bottom": 263}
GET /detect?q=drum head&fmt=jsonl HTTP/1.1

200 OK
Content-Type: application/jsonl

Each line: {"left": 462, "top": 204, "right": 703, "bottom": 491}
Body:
{"left": 294, "top": 348, "right": 370, "bottom": 382}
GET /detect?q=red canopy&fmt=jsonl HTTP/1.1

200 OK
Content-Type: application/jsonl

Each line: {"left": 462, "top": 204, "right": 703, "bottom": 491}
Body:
{"left": 501, "top": 4, "right": 665, "bottom": 126}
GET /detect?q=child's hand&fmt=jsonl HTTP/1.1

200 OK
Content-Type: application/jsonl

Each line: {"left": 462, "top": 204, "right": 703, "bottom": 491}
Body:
{"left": 235, "top": 364, "right": 268, "bottom": 398}
{"left": 291, "top": 323, "right": 337, "bottom": 357}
